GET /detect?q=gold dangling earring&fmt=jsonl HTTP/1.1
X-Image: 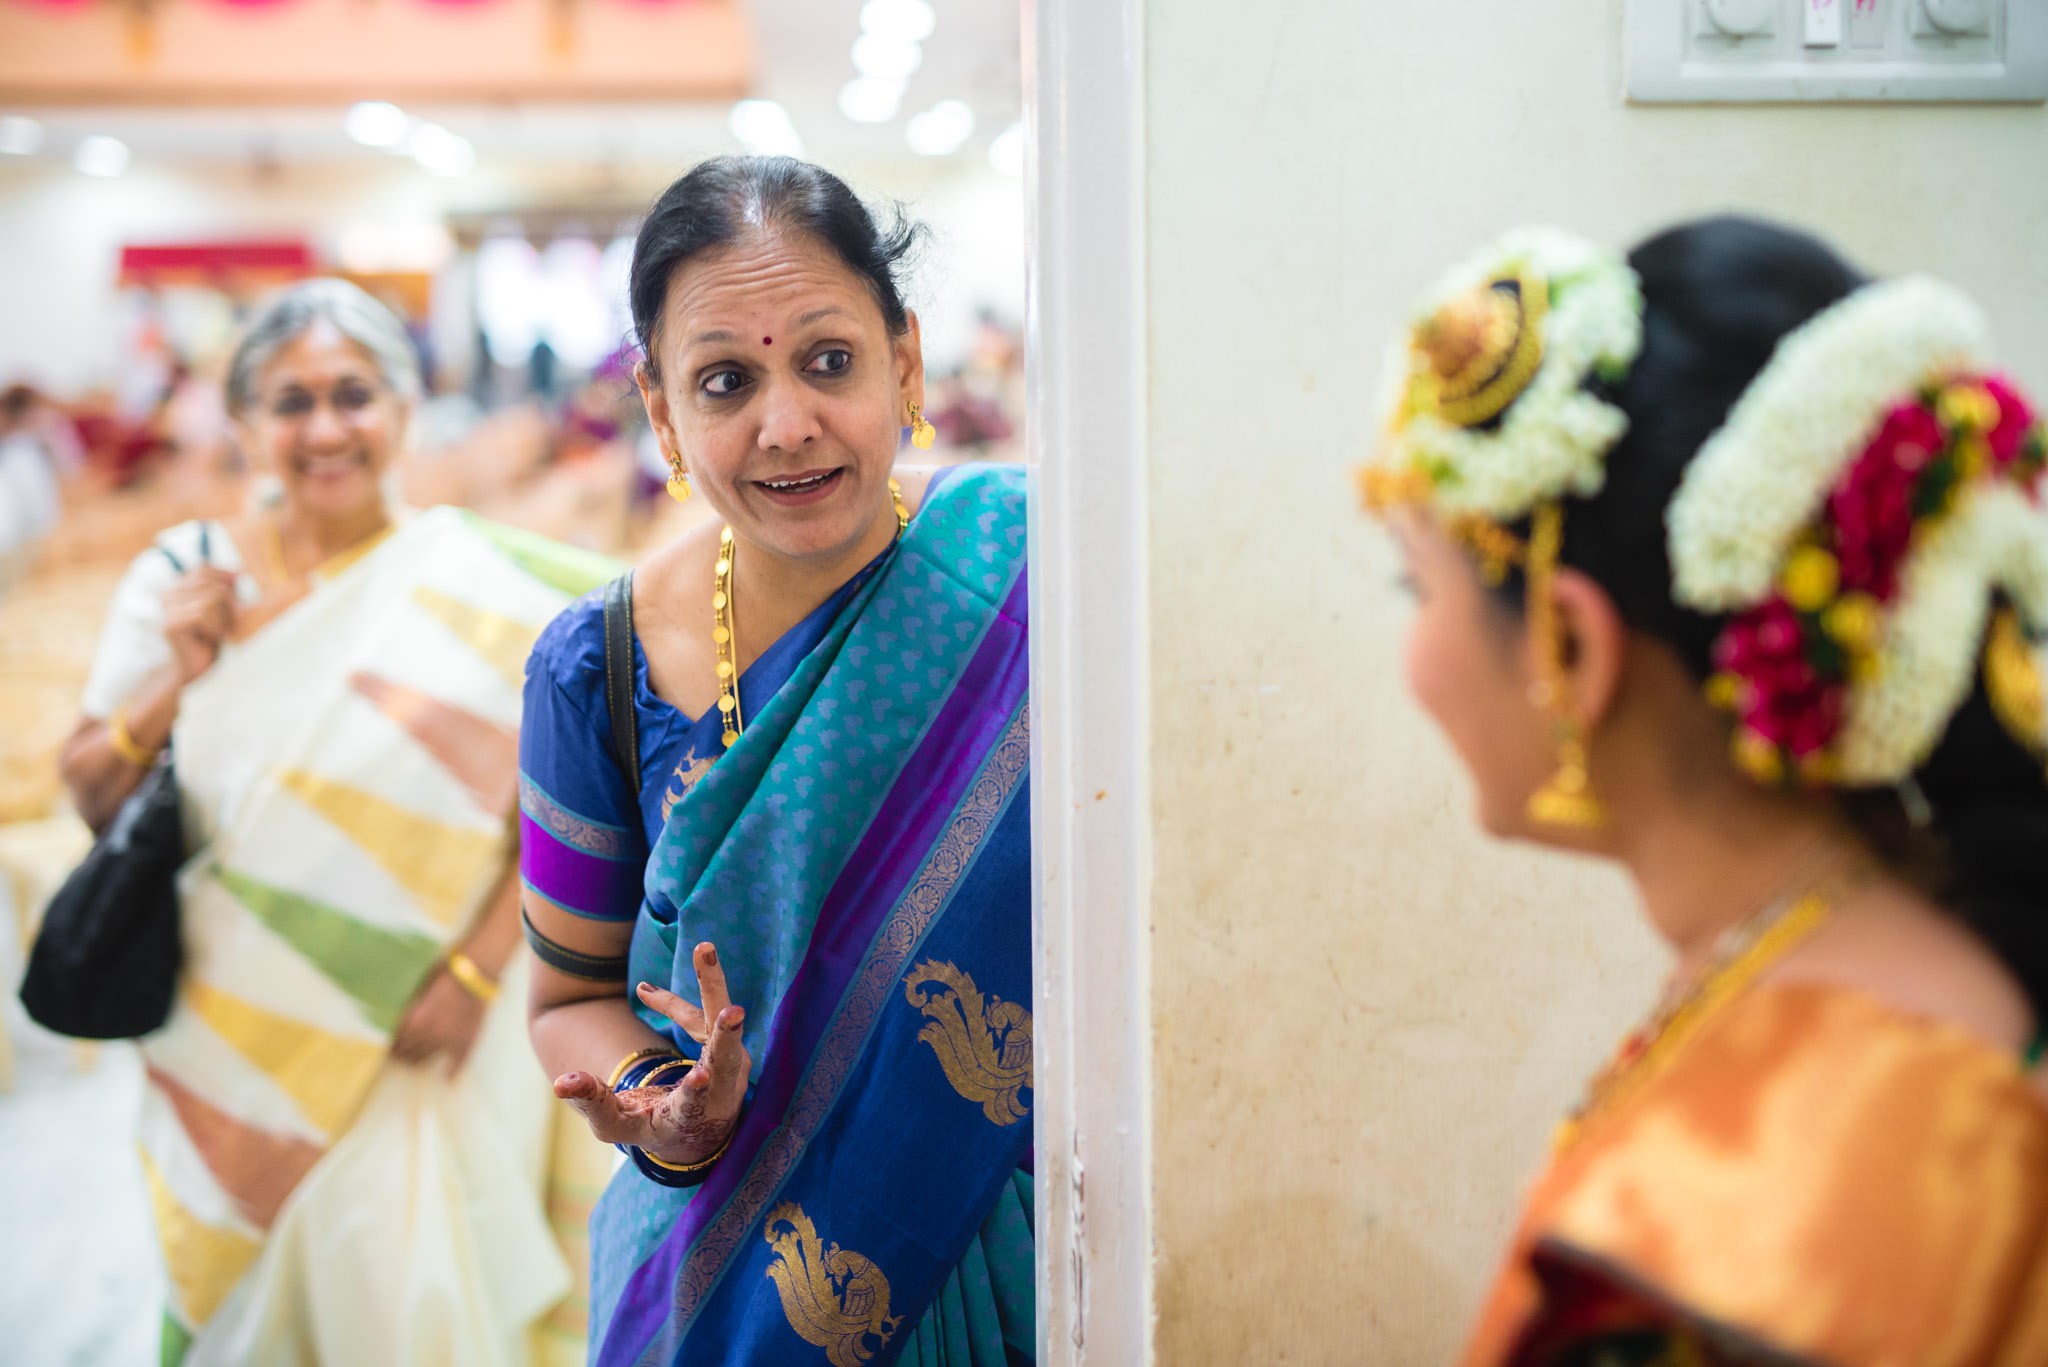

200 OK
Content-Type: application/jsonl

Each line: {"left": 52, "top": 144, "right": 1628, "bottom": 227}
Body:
{"left": 1529, "top": 718, "right": 1608, "bottom": 829}
{"left": 665, "top": 452, "right": 691, "bottom": 502}
{"left": 907, "top": 401, "right": 936, "bottom": 451}
{"left": 1522, "top": 501, "right": 1608, "bottom": 831}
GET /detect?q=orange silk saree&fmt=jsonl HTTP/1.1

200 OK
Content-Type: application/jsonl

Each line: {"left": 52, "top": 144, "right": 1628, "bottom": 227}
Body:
{"left": 1463, "top": 982, "right": 2048, "bottom": 1367}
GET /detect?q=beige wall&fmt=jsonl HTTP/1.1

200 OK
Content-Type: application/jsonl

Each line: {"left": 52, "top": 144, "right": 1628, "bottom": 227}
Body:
{"left": 1141, "top": 2, "right": 2048, "bottom": 1362}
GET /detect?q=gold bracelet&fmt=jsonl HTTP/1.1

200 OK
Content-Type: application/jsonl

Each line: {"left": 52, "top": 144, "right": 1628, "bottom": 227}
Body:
{"left": 107, "top": 710, "right": 158, "bottom": 768}
{"left": 641, "top": 1124, "right": 733, "bottom": 1174}
{"left": 634, "top": 1058, "right": 696, "bottom": 1091}
{"left": 445, "top": 950, "right": 500, "bottom": 1004}
{"left": 606, "top": 1046, "right": 681, "bottom": 1091}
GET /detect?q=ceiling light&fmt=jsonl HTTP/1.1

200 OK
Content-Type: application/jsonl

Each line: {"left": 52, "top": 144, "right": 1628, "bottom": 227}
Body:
{"left": 408, "top": 123, "right": 474, "bottom": 177}
{"left": 73, "top": 135, "right": 130, "bottom": 178}
{"left": 852, "top": 34, "right": 923, "bottom": 82}
{"left": 989, "top": 121, "right": 1024, "bottom": 178}
{"left": 860, "top": 0, "right": 935, "bottom": 44}
{"left": 728, "top": 99, "right": 804, "bottom": 157}
{"left": 905, "top": 100, "right": 974, "bottom": 157}
{"left": 344, "top": 101, "right": 412, "bottom": 149}
{"left": 0, "top": 116, "right": 44, "bottom": 157}
{"left": 839, "top": 77, "right": 905, "bottom": 124}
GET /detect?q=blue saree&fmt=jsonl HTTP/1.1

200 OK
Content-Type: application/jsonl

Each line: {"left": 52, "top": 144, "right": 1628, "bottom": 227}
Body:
{"left": 518, "top": 464, "right": 1034, "bottom": 1367}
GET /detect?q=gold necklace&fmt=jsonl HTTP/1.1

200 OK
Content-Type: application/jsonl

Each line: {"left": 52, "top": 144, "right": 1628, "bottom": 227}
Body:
{"left": 1553, "top": 873, "right": 1850, "bottom": 1153}
{"left": 714, "top": 478, "right": 911, "bottom": 748}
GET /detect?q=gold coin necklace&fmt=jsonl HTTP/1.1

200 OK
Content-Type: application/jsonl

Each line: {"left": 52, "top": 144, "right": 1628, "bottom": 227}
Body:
{"left": 714, "top": 478, "right": 911, "bottom": 748}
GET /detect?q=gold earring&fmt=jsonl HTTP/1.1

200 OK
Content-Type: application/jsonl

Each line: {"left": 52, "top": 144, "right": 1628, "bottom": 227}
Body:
{"left": 1522, "top": 501, "right": 1608, "bottom": 830}
{"left": 665, "top": 453, "right": 691, "bottom": 502}
{"left": 907, "top": 402, "right": 936, "bottom": 451}
{"left": 1528, "top": 720, "right": 1608, "bottom": 829}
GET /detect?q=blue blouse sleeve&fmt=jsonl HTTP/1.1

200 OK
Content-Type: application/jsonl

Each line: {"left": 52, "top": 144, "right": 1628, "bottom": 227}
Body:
{"left": 517, "top": 595, "right": 649, "bottom": 921}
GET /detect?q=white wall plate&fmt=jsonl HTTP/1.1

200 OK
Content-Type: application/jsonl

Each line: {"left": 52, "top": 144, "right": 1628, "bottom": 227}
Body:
{"left": 1626, "top": 0, "right": 2048, "bottom": 101}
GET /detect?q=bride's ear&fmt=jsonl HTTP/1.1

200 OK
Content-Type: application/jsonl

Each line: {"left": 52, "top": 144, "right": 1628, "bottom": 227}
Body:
{"left": 1544, "top": 566, "right": 1628, "bottom": 730}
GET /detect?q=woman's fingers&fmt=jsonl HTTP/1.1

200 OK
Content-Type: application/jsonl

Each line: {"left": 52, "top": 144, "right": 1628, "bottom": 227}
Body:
{"left": 700, "top": 1003, "right": 749, "bottom": 1098}
{"left": 553, "top": 1071, "right": 645, "bottom": 1146}
{"left": 166, "top": 576, "right": 237, "bottom": 641}
{"left": 635, "top": 981, "right": 710, "bottom": 1043}
{"left": 389, "top": 1031, "right": 432, "bottom": 1062}
{"left": 692, "top": 942, "right": 732, "bottom": 1023}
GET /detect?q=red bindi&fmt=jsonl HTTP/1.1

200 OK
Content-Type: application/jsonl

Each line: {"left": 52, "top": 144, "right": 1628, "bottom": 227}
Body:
{"left": 762, "top": 336, "right": 773, "bottom": 346}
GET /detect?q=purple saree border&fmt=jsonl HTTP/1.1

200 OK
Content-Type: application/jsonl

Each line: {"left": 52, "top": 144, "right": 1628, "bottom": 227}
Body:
{"left": 518, "top": 812, "right": 645, "bottom": 920}
{"left": 602, "top": 570, "right": 1030, "bottom": 1366}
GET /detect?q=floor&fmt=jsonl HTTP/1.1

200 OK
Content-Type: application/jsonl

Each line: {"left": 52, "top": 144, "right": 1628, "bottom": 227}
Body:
{"left": 0, "top": 975, "right": 162, "bottom": 1366}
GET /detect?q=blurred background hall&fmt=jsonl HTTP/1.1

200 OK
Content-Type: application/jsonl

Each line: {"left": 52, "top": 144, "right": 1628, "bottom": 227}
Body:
{"left": 0, "top": 1, "right": 1020, "bottom": 1359}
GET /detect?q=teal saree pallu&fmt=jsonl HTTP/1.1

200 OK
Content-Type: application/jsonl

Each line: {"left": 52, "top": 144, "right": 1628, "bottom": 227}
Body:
{"left": 592, "top": 466, "right": 1035, "bottom": 1367}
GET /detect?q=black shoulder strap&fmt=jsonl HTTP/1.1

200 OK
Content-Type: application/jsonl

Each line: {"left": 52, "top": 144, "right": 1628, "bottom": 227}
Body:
{"left": 601, "top": 571, "right": 642, "bottom": 795}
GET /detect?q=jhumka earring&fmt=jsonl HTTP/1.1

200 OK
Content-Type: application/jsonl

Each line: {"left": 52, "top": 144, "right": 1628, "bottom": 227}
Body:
{"left": 1523, "top": 501, "right": 1609, "bottom": 830}
{"left": 665, "top": 452, "right": 691, "bottom": 502}
{"left": 906, "top": 402, "right": 936, "bottom": 451}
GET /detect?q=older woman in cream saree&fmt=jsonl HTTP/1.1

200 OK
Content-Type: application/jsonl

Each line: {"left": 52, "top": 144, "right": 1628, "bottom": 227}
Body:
{"left": 83, "top": 505, "right": 612, "bottom": 1365}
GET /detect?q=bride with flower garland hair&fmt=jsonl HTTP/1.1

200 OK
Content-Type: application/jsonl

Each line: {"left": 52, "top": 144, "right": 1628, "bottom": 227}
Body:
{"left": 1361, "top": 215, "right": 2048, "bottom": 1366}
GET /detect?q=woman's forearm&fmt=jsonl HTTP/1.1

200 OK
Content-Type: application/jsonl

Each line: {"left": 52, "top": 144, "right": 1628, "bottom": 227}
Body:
{"left": 59, "top": 663, "right": 186, "bottom": 831}
{"left": 530, "top": 993, "right": 678, "bottom": 1085}
{"left": 459, "top": 859, "right": 526, "bottom": 980}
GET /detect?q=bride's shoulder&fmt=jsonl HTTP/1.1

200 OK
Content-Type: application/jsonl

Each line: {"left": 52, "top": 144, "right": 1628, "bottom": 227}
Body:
{"left": 1768, "top": 880, "right": 2035, "bottom": 1062}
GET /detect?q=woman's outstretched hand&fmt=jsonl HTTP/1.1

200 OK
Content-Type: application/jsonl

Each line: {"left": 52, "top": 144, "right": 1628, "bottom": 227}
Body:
{"left": 553, "top": 942, "right": 751, "bottom": 1167}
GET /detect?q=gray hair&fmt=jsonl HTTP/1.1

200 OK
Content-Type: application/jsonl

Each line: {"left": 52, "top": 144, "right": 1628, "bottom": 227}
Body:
{"left": 226, "top": 278, "right": 422, "bottom": 415}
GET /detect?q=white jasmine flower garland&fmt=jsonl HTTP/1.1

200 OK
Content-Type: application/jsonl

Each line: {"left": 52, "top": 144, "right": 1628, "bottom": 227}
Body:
{"left": 1837, "top": 484, "right": 2048, "bottom": 783}
{"left": 1667, "top": 277, "right": 1989, "bottom": 611}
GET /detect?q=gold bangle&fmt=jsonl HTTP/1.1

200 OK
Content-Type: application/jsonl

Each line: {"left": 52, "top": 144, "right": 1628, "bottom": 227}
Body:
{"left": 605, "top": 1046, "right": 680, "bottom": 1091}
{"left": 634, "top": 1057, "right": 696, "bottom": 1091}
{"left": 641, "top": 1124, "right": 733, "bottom": 1174}
{"left": 107, "top": 710, "right": 157, "bottom": 768}
{"left": 445, "top": 950, "right": 500, "bottom": 1004}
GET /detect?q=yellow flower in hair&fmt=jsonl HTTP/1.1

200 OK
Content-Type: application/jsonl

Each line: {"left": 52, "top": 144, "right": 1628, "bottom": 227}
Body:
{"left": 1796, "top": 751, "right": 1838, "bottom": 787}
{"left": 1703, "top": 672, "right": 1745, "bottom": 711}
{"left": 1822, "top": 593, "right": 1883, "bottom": 654}
{"left": 1937, "top": 382, "right": 1999, "bottom": 433}
{"left": 1780, "top": 546, "right": 1840, "bottom": 614}
{"left": 1733, "top": 728, "right": 1785, "bottom": 784}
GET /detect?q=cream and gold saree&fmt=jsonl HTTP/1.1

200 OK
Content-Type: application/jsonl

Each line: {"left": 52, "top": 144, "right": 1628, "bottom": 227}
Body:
{"left": 94, "top": 507, "right": 615, "bottom": 1365}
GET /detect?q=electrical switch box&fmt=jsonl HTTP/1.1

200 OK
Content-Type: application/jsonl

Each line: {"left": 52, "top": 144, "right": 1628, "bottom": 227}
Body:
{"left": 1626, "top": 0, "right": 2048, "bottom": 101}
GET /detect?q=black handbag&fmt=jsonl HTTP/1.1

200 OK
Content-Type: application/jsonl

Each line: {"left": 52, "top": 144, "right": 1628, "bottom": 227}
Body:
{"left": 17, "top": 529, "right": 207, "bottom": 1040}
{"left": 19, "top": 751, "right": 186, "bottom": 1038}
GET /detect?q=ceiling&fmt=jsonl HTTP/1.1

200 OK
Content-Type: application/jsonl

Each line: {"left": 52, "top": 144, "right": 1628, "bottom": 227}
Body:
{"left": 0, "top": 0, "right": 1022, "bottom": 174}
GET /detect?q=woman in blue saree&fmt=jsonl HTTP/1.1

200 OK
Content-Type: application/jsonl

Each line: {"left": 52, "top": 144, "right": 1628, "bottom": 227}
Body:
{"left": 519, "top": 156, "right": 1033, "bottom": 1367}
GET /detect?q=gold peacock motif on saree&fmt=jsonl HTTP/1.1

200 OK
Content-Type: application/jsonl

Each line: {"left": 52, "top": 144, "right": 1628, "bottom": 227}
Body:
{"left": 762, "top": 1202, "right": 901, "bottom": 1367}
{"left": 659, "top": 747, "right": 718, "bottom": 822}
{"left": 902, "top": 960, "right": 1033, "bottom": 1126}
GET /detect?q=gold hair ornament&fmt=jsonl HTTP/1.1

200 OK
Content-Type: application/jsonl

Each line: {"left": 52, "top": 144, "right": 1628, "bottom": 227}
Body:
{"left": 1359, "top": 230, "right": 1641, "bottom": 829}
{"left": 1985, "top": 606, "right": 2048, "bottom": 774}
